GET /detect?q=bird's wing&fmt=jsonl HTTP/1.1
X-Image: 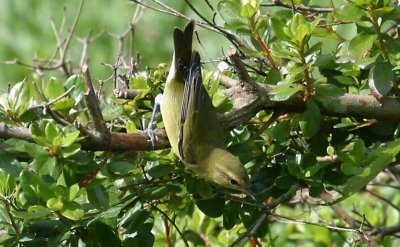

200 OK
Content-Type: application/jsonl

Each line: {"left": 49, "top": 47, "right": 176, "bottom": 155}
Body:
{"left": 177, "top": 51, "right": 224, "bottom": 164}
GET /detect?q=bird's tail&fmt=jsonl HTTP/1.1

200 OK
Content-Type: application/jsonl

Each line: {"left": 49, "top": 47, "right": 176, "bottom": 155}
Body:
{"left": 173, "top": 20, "right": 195, "bottom": 73}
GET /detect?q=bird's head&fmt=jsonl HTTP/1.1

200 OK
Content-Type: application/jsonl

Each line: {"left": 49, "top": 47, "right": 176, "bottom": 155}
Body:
{"left": 196, "top": 148, "right": 249, "bottom": 192}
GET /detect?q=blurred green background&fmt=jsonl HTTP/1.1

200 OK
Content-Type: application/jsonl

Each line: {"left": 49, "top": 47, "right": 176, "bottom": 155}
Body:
{"left": 0, "top": 0, "right": 230, "bottom": 88}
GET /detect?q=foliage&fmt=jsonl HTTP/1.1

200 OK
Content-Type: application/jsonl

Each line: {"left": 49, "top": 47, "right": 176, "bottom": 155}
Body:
{"left": 1, "top": 0, "right": 400, "bottom": 246}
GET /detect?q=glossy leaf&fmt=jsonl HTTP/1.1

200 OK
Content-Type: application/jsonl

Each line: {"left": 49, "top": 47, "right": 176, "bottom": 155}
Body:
{"left": 368, "top": 61, "right": 394, "bottom": 99}
{"left": 195, "top": 197, "right": 225, "bottom": 218}
{"left": 299, "top": 100, "right": 321, "bottom": 138}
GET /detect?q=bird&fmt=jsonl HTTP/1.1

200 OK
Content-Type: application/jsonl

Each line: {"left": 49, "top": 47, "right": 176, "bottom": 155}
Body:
{"left": 160, "top": 20, "right": 249, "bottom": 193}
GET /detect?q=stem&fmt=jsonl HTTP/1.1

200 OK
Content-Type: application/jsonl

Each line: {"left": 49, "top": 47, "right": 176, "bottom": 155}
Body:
{"left": 2, "top": 200, "right": 20, "bottom": 238}
{"left": 371, "top": 15, "right": 390, "bottom": 61}
{"left": 299, "top": 43, "right": 312, "bottom": 97}
{"left": 253, "top": 32, "right": 279, "bottom": 71}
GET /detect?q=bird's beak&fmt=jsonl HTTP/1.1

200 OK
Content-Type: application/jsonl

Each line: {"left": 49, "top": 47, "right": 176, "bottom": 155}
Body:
{"left": 242, "top": 186, "right": 257, "bottom": 202}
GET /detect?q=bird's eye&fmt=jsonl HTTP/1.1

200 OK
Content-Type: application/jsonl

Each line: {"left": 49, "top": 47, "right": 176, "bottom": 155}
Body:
{"left": 229, "top": 178, "right": 238, "bottom": 185}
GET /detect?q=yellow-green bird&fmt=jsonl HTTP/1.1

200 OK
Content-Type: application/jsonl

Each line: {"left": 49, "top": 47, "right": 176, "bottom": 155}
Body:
{"left": 160, "top": 20, "right": 249, "bottom": 192}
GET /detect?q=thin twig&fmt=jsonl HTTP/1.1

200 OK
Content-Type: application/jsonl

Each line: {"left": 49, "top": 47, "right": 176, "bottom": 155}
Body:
{"left": 30, "top": 86, "right": 75, "bottom": 110}
{"left": 261, "top": 0, "right": 333, "bottom": 13}
{"left": 151, "top": 205, "right": 189, "bottom": 247}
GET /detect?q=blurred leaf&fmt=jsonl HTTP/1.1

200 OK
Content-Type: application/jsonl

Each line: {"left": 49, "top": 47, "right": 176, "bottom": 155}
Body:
{"left": 212, "top": 91, "right": 233, "bottom": 113}
{"left": 217, "top": 0, "right": 248, "bottom": 28}
{"left": 182, "top": 230, "right": 206, "bottom": 246}
{"left": 123, "top": 232, "right": 154, "bottom": 247}
{"left": 299, "top": 100, "right": 321, "bottom": 138}
{"left": 332, "top": 138, "right": 400, "bottom": 203}
{"left": 87, "top": 184, "right": 109, "bottom": 209}
{"left": 52, "top": 98, "right": 75, "bottom": 112}
{"left": 348, "top": 32, "right": 375, "bottom": 62}
{"left": 270, "top": 16, "right": 291, "bottom": 40}
{"left": 0, "top": 170, "right": 16, "bottom": 196}
{"left": 368, "top": 61, "right": 394, "bottom": 99}
{"left": 269, "top": 84, "right": 303, "bottom": 101}
{"left": 46, "top": 197, "right": 64, "bottom": 211}
{"left": 44, "top": 77, "right": 65, "bottom": 100}
{"left": 20, "top": 170, "right": 55, "bottom": 202}
{"left": 102, "top": 104, "right": 123, "bottom": 121}
{"left": 61, "top": 201, "right": 84, "bottom": 220}
{"left": 65, "top": 74, "right": 85, "bottom": 104}
{"left": 147, "top": 164, "right": 174, "bottom": 178}
{"left": 195, "top": 197, "right": 225, "bottom": 218}
{"left": 195, "top": 180, "right": 213, "bottom": 199}
{"left": 275, "top": 175, "right": 297, "bottom": 189}
{"left": 223, "top": 201, "right": 240, "bottom": 230}
{"left": 93, "top": 221, "right": 121, "bottom": 247}
{"left": 108, "top": 161, "right": 137, "bottom": 176}
{"left": 31, "top": 154, "right": 56, "bottom": 175}
{"left": 334, "top": 4, "right": 368, "bottom": 22}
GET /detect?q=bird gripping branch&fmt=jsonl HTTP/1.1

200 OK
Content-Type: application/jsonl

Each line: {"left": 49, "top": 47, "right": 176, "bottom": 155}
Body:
{"left": 160, "top": 20, "right": 249, "bottom": 192}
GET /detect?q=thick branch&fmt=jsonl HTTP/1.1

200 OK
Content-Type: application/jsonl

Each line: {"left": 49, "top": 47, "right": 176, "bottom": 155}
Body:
{"left": 221, "top": 75, "right": 400, "bottom": 127}
{"left": 321, "top": 191, "right": 379, "bottom": 247}
{"left": 0, "top": 123, "right": 169, "bottom": 151}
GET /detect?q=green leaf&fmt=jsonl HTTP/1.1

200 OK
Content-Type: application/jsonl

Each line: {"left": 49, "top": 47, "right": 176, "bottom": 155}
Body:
{"left": 332, "top": 138, "right": 400, "bottom": 204}
{"left": 61, "top": 201, "right": 84, "bottom": 220}
{"left": 254, "top": 16, "right": 267, "bottom": 32}
{"left": 290, "top": 13, "right": 307, "bottom": 36}
{"left": 270, "top": 120, "right": 290, "bottom": 141}
{"left": 294, "top": 24, "right": 311, "bottom": 45}
{"left": 44, "top": 77, "right": 65, "bottom": 100}
{"left": 196, "top": 197, "right": 225, "bottom": 218}
{"left": 93, "top": 221, "right": 121, "bottom": 247}
{"left": 223, "top": 201, "right": 240, "bottom": 230}
{"left": 270, "top": 16, "right": 291, "bottom": 40}
{"left": 68, "top": 184, "right": 80, "bottom": 201}
{"left": 314, "top": 83, "right": 346, "bottom": 112}
{"left": 65, "top": 74, "right": 85, "bottom": 104}
{"left": 30, "top": 123, "right": 52, "bottom": 147}
{"left": 182, "top": 230, "right": 206, "bottom": 246}
{"left": 60, "top": 143, "right": 81, "bottom": 158}
{"left": 352, "top": 139, "right": 366, "bottom": 163}
{"left": 45, "top": 122, "right": 59, "bottom": 145}
{"left": 125, "top": 210, "right": 153, "bottom": 234}
{"left": 87, "top": 185, "right": 109, "bottom": 209}
{"left": 147, "top": 164, "right": 174, "bottom": 178}
{"left": 195, "top": 180, "right": 213, "bottom": 199}
{"left": 348, "top": 32, "right": 375, "bottom": 62}
{"left": 20, "top": 171, "right": 55, "bottom": 202}
{"left": 123, "top": 232, "right": 155, "bottom": 247}
{"left": 102, "top": 104, "right": 123, "bottom": 121}
{"left": 130, "top": 76, "right": 148, "bottom": 89}
{"left": 240, "top": 2, "right": 258, "bottom": 18}
{"left": 217, "top": 0, "right": 247, "bottom": 28}
{"left": 31, "top": 154, "right": 56, "bottom": 175}
{"left": 334, "top": 4, "right": 368, "bottom": 22}
{"left": 308, "top": 180, "right": 324, "bottom": 197}
{"left": 275, "top": 175, "right": 296, "bottom": 188}
{"left": 368, "top": 61, "right": 394, "bottom": 99}
{"left": 212, "top": 91, "right": 233, "bottom": 113}
{"left": 299, "top": 100, "right": 321, "bottom": 138}
{"left": 269, "top": 84, "right": 303, "bottom": 101}
{"left": 119, "top": 202, "right": 142, "bottom": 227}
{"left": 12, "top": 205, "right": 52, "bottom": 219}
{"left": 61, "top": 130, "right": 80, "bottom": 147}
{"left": 0, "top": 171, "right": 16, "bottom": 196}
{"left": 7, "top": 80, "right": 33, "bottom": 118}
{"left": 52, "top": 98, "right": 75, "bottom": 112}
{"left": 372, "top": 7, "right": 395, "bottom": 18}
{"left": 46, "top": 197, "right": 64, "bottom": 211}
{"left": 108, "top": 161, "right": 137, "bottom": 176}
